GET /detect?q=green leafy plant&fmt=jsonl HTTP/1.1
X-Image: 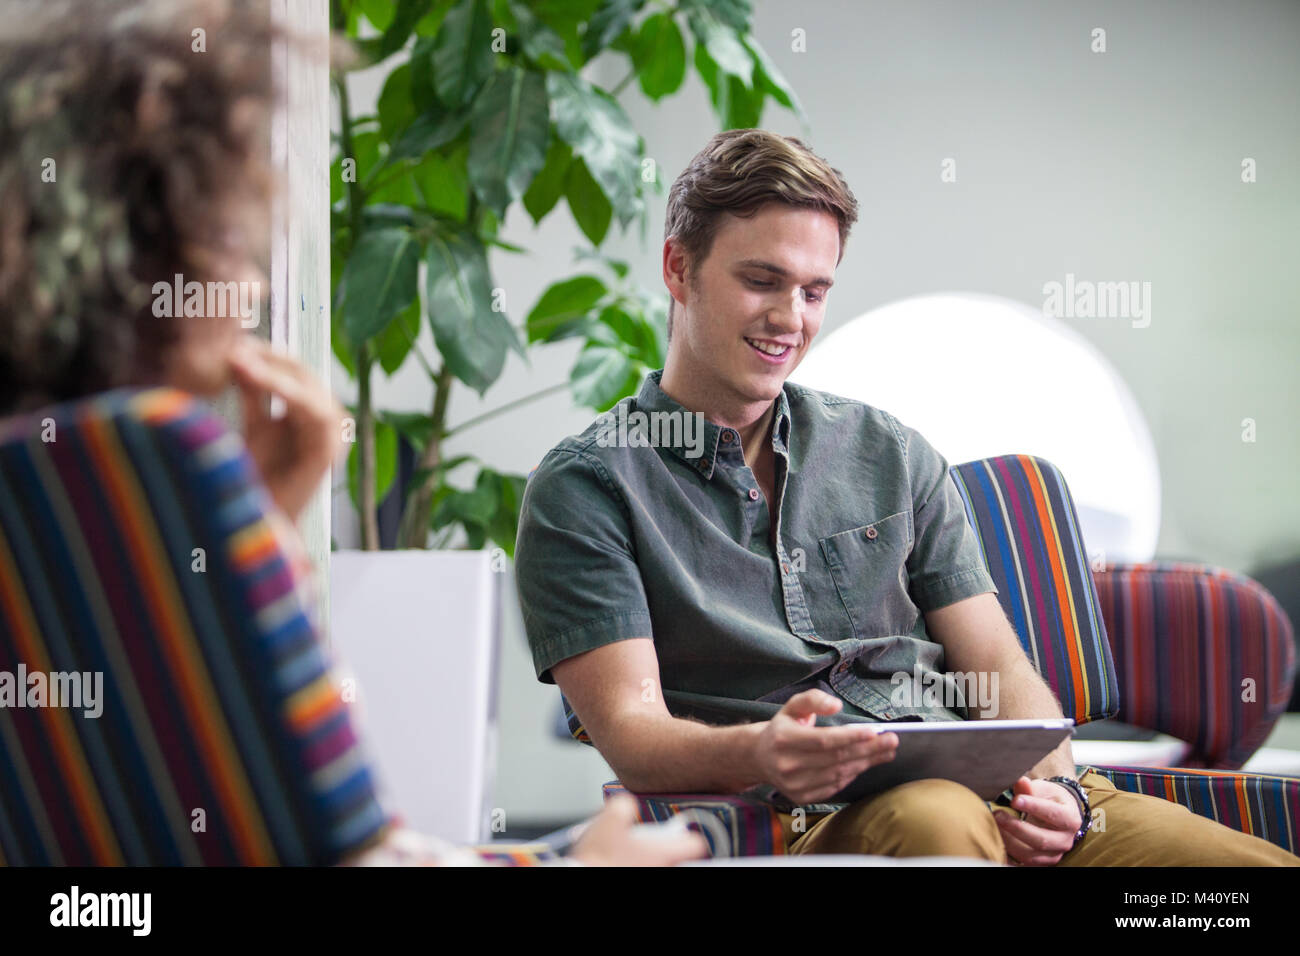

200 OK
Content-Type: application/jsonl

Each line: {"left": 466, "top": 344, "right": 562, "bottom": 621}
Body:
{"left": 330, "top": 0, "right": 803, "bottom": 551}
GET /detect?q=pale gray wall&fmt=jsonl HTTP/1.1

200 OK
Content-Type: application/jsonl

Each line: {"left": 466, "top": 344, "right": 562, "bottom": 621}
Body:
{"left": 334, "top": 0, "right": 1300, "bottom": 823}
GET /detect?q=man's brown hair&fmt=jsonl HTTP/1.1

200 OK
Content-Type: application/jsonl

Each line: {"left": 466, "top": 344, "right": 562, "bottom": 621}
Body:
{"left": 0, "top": 0, "right": 279, "bottom": 413}
{"left": 662, "top": 128, "right": 860, "bottom": 339}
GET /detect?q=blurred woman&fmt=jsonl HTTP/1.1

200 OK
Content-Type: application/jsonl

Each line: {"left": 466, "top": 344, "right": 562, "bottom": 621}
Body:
{"left": 0, "top": 0, "right": 703, "bottom": 867}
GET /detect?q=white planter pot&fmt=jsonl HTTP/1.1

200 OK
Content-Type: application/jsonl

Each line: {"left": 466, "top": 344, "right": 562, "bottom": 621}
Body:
{"left": 329, "top": 549, "right": 501, "bottom": 845}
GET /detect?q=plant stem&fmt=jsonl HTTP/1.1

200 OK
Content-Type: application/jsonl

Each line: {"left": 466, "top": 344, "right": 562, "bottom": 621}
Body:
{"left": 443, "top": 380, "right": 570, "bottom": 438}
{"left": 396, "top": 365, "right": 454, "bottom": 548}
{"left": 355, "top": 344, "right": 380, "bottom": 549}
{"left": 611, "top": 67, "right": 637, "bottom": 96}
{"left": 362, "top": 157, "right": 413, "bottom": 196}
{"left": 334, "top": 68, "right": 381, "bottom": 549}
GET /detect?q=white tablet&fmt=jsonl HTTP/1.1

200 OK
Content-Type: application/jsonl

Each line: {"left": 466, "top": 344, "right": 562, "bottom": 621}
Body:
{"left": 787, "top": 718, "right": 1076, "bottom": 805}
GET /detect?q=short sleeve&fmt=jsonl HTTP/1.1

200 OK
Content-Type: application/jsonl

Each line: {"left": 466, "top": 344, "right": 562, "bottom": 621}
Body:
{"left": 514, "top": 448, "right": 654, "bottom": 684}
{"left": 895, "top": 419, "right": 998, "bottom": 612}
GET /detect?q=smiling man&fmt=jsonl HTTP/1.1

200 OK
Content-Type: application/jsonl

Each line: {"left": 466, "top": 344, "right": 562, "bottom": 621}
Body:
{"left": 514, "top": 129, "right": 1298, "bottom": 866}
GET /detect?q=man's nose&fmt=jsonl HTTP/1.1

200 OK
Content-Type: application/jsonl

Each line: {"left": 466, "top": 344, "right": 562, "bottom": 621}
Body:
{"left": 767, "top": 286, "right": 806, "bottom": 330}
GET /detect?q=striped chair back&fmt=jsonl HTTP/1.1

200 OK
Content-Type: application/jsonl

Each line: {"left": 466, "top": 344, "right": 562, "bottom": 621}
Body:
{"left": 949, "top": 454, "right": 1119, "bottom": 725}
{"left": 0, "top": 387, "right": 389, "bottom": 864}
{"left": 1093, "top": 561, "right": 1296, "bottom": 768}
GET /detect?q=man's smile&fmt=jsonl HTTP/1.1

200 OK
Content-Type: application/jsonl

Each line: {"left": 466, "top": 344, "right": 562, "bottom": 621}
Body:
{"left": 743, "top": 336, "right": 797, "bottom": 362}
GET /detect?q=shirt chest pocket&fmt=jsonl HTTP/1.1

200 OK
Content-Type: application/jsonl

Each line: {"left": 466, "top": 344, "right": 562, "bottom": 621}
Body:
{"left": 818, "top": 510, "right": 918, "bottom": 641}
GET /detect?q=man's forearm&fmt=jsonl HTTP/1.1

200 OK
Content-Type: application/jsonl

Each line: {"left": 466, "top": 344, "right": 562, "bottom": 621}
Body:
{"left": 974, "top": 653, "right": 1077, "bottom": 779}
{"left": 598, "top": 714, "right": 767, "bottom": 795}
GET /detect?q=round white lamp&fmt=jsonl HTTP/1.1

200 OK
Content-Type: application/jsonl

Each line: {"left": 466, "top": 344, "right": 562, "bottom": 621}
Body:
{"left": 791, "top": 291, "right": 1160, "bottom": 562}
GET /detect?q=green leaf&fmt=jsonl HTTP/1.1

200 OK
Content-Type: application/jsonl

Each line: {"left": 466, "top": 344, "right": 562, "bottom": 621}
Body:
{"left": 485, "top": 235, "right": 526, "bottom": 253}
{"left": 467, "top": 66, "right": 551, "bottom": 217}
{"left": 547, "top": 71, "right": 643, "bottom": 229}
{"left": 373, "top": 296, "right": 420, "bottom": 375}
{"left": 488, "top": 472, "right": 528, "bottom": 555}
{"left": 525, "top": 0, "right": 595, "bottom": 68}
{"left": 391, "top": 108, "right": 469, "bottom": 162}
{"left": 412, "top": 138, "right": 470, "bottom": 219}
{"left": 685, "top": 8, "right": 753, "bottom": 86}
{"left": 347, "top": 418, "right": 399, "bottom": 513}
{"left": 643, "top": 296, "right": 668, "bottom": 366}
{"left": 681, "top": 0, "right": 752, "bottom": 32}
{"left": 593, "top": 303, "right": 644, "bottom": 352}
{"left": 522, "top": 134, "right": 571, "bottom": 223}
{"left": 341, "top": 228, "right": 420, "bottom": 342}
{"left": 376, "top": 0, "right": 427, "bottom": 59}
{"left": 331, "top": 306, "right": 357, "bottom": 377}
{"left": 378, "top": 410, "right": 441, "bottom": 456}
{"left": 525, "top": 274, "right": 607, "bottom": 343}
{"left": 511, "top": 2, "right": 571, "bottom": 70}
{"left": 634, "top": 13, "right": 686, "bottom": 100}
{"left": 432, "top": 469, "right": 501, "bottom": 535}
{"left": 434, "top": 0, "right": 495, "bottom": 108}
{"left": 415, "top": 0, "right": 456, "bottom": 36}
{"left": 580, "top": 0, "right": 644, "bottom": 63}
{"left": 377, "top": 64, "right": 416, "bottom": 142}
{"left": 424, "top": 230, "right": 524, "bottom": 394}
{"left": 723, "top": 73, "right": 763, "bottom": 129}
{"left": 744, "top": 35, "right": 800, "bottom": 113}
{"left": 694, "top": 42, "right": 758, "bottom": 129}
{"left": 532, "top": 0, "right": 604, "bottom": 26}
{"left": 347, "top": 129, "right": 382, "bottom": 185}
{"left": 330, "top": 155, "right": 345, "bottom": 206}
{"left": 408, "top": 35, "right": 441, "bottom": 112}
{"left": 565, "top": 155, "right": 612, "bottom": 246}
{"left": 357, "top": 0, "right": 394, "bottom": 32}
{"left": 570, "top": 344, "right": 642, "bottom": 411}
{"left": 360, "top": 204, "right": 416, "bottom": 228}
{"left": 369, "top": 166, "right": 423, "bottom": 207}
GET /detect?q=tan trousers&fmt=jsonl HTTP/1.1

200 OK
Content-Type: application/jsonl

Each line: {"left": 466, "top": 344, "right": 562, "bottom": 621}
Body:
{"left": 776, "top": 769, "right": 1299, "bottom": 865}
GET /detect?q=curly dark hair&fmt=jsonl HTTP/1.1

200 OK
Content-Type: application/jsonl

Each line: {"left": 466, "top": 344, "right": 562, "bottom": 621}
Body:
{"left": 0, "top": 0, "right": 281, "bottom": 414}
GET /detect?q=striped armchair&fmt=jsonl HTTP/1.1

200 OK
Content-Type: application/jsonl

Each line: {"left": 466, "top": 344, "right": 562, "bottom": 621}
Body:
{"left": 0, "top": 388, "right": 554, "bottom": 866}
{"left": 569, "top": 454, "right": 1299, "bottom": 858}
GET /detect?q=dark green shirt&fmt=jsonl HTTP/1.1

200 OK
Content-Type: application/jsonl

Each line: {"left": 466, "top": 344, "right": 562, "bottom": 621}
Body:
{"left": 515, "top": 368, "right": 998, "bottom": 730}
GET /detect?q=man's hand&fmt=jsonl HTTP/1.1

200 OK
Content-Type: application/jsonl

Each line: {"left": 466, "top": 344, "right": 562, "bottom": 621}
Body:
{"left": 753, "top": 690, "right": 898, "bottom": 805}
{"left": 994, "top": 776, "right": 1083, "bottom": 866}
{"left": 227, "top": 334, "right": 347, "bottom": 524}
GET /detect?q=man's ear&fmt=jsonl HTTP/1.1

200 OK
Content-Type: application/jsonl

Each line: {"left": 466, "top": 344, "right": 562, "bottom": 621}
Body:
{"left": 662, "top": 236, "right": 691, "bottom": 309}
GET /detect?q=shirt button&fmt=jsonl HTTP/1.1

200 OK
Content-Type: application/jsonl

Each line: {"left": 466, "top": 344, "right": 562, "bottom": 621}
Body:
{"left": 864, "top": 526, "right": 878, "bottom": 540}
{"left": 748, "top": 488, "right": 759, "bottom": 500}
{"left": 721, "top": 430, "right": 735, "bottom": 443}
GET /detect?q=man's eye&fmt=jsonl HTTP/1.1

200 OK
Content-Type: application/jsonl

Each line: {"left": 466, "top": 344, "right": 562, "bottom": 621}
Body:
{"left": 746, "top": 278, "right": 772, "bottom": 289}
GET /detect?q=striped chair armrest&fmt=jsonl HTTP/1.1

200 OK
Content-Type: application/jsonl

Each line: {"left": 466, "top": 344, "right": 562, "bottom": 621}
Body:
{"left": 468, "top": 844, "right": 561, "bottom": 865}
{"left": 1092, "top": 562, "right": 1297, "bottom": 769}
{"left": 602, "top": 782, "right": 786, "bottom": 857}
{"left": 1092, "top": 764, "right": 1300, "bottom": 856}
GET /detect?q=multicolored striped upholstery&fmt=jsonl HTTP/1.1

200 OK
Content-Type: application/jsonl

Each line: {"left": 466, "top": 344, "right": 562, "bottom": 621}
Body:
{"left": 582, "top": 454, "right": 1298, "bottom": 859}
{"left": 949, "top": 455, "right": 1118, "bottom": 725}
{"left": 1091, "top": 764, "right": 1299, "bottom": 856}
{"left": 468, "top": 843, "right": 559, "bottom": 865}
{"left": 1093, "top": 562, "right": 1296, "bottom": 769}
{"left": 601, "top": 782, "right": 785, "bottom": 857}
{"left": 0, "top": 387, "right": 390, "bottom": 865}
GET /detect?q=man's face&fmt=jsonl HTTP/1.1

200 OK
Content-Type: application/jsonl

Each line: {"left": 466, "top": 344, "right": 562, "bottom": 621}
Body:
{"left": 666, "top": 203, "right": 839, "bottom": 405}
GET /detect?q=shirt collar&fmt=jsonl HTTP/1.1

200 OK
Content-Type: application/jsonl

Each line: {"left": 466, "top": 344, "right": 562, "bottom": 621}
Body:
{"left": 634, "top": 369, "right": 792, "bottom": 481}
